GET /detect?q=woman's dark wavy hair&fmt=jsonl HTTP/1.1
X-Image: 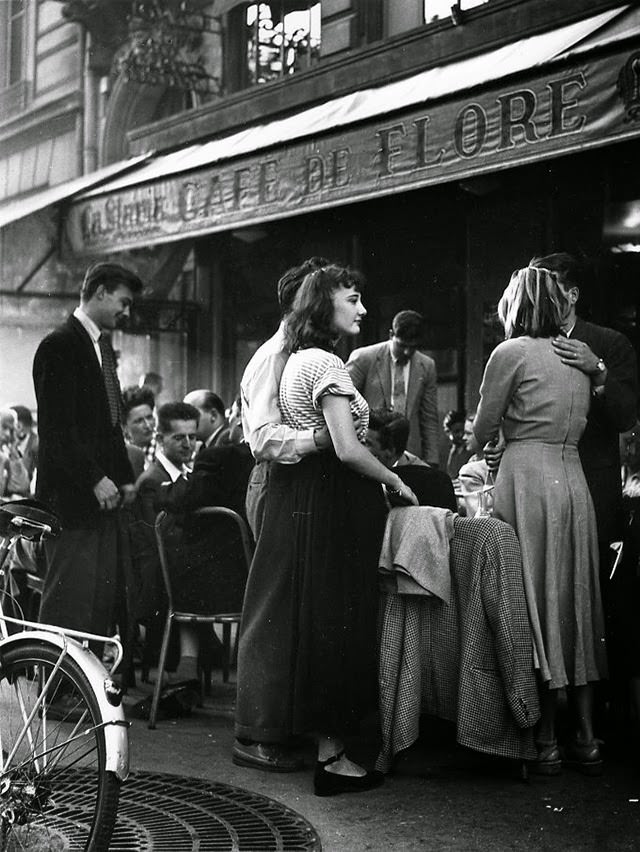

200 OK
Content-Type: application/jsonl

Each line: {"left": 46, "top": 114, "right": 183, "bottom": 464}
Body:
{"left": 284, "top": 265, "right": 363, "bottom": 352}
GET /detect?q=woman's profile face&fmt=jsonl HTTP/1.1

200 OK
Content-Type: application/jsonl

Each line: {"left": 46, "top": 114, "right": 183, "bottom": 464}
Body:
{"left": 331, "top": 285, "right": 367, "bottom": 336}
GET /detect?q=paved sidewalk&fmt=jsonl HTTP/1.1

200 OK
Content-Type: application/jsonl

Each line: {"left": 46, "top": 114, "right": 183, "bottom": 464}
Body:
{"left": 121, "top": 672, "right": 640, "bottom": 852}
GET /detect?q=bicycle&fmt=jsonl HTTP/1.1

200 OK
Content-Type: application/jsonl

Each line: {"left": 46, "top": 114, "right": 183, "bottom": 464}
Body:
{"left": 0, "top": 499, "right": 130, "bottom": 851}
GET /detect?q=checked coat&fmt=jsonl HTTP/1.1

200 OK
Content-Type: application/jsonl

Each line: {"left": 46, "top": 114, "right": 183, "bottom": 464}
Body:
{"left": 376, "top": 515, "right": 540, "bottom": 772}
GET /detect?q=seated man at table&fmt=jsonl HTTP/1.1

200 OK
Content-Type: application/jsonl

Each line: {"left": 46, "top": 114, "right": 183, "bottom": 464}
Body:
{"left": 366, "top": 409, "right": 456, "bottom": 511}
{"left": 141, "top": 398, "right": 252, "bottom": 682}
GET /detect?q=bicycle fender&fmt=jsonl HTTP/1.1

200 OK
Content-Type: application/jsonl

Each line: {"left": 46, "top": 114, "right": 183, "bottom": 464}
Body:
{"left": 0, "top": 631, "right": 130, "bottom": 782}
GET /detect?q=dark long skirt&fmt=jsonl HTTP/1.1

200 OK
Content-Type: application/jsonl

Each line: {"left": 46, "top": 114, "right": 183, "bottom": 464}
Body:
{"left": 235, "top": 453, "right": 386, "bottom": 743}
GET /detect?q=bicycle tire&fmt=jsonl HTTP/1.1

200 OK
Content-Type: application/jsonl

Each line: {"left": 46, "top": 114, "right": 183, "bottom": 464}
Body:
{"left": 0, "top": 640, "right": 120, "bottom": 851}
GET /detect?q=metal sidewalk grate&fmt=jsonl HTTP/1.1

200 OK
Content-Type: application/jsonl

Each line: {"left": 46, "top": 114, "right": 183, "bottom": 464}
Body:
{"left": 18, "top": 771, "right": 322, "bottom": 851}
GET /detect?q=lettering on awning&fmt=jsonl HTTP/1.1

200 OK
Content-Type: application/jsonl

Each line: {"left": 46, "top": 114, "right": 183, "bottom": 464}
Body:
{"left": 67, "top": 47, "right": 640, "bottom": 254}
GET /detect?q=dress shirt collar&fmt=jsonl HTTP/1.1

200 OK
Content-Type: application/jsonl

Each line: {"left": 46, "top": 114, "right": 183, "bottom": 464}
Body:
{"left": 73, "top": 306, "right": 101, "bottom": 344}
{"left": 563, "top": 322, "right": 576, "bottom": 337}
{"left": 155, "top": 448, "right": 189, "bottom": 482}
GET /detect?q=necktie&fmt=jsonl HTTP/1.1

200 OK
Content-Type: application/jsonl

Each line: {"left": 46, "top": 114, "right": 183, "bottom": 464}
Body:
{"left": 99, "top": 333, "right": 123, "bottom": 427}
{"left": 392, "top": 361, "right": 407, "bottom": 416}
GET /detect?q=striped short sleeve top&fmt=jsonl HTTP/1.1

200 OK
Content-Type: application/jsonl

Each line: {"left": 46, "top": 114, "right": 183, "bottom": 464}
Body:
{"left": 279, "top": 348, "right": 369, "bottom": 443}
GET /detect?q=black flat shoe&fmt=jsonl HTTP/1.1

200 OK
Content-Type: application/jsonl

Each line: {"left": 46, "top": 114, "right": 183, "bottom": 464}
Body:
{"left": 313, "top": 751, "right": 384, "bottom": 797}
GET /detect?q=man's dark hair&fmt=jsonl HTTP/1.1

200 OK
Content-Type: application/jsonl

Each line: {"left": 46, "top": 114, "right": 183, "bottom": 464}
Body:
{"left": 122, "top": 386, "right": 155, "bottom": 419}
{"left": 277, "top": 256, "right": 331, "bottom": 316}
{"left": 10, "top": 405, "right": 33, "bottom": 428}
{"left": 529, "top": 252, "right": 583, "bottom": 290}
{"left": 285, "top": 264, "right": 363, "bottom": 352}
{"left": 157, "top": 402, "right": 200, "bottom": 435}
{"left": 392, "top": 310, "right": 424, "bottom": 344}
{"left": 368, "top": 408, "right": 410, "bottom": 455}
{"left": 443, "top": 410, "right": 466, "bottom": 430}
{"left": 80, "top": 262, "right": 144, "bottom": 301}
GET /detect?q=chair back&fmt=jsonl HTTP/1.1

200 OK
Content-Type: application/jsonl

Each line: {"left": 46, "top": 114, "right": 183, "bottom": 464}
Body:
{"left": 154, "top": 511, "right": 176, "bottom": 611}
{"left": 191, "top": 506, "right": 254, "bottom": 574}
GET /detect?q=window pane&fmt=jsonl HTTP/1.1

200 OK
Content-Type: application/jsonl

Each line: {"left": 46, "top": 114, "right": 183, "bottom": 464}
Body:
{"left": 9, "top": 17, "right": 24, "bottom": 85}
{"left": 246, "top": 2, "right": 320, "bottom": 85}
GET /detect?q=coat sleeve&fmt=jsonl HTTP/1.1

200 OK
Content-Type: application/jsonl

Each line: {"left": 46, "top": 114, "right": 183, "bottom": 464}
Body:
{"left": 474, "top": 342, "right": 524, "bottom": 447}
{"left": 419, "top": 357, "right": 439, "bottom": 465}
{"left": 178, "top": 454, "right": 229, "bottom": 511}
{"left": 597, "top": 330, "right": 638, "bottom": 433}
{"left": 136, "top": 477, "right": 162, "bottom": 526}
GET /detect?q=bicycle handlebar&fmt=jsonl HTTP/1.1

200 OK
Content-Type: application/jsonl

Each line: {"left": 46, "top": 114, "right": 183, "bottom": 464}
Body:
{"left": 8, "top": 516, "right": 53, "bottom": 538}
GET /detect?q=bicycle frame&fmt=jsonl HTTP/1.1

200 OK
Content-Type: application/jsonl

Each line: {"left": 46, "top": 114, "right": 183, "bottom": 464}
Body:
{"left": 0, "top": 532, "right": 130, "bottom": 783}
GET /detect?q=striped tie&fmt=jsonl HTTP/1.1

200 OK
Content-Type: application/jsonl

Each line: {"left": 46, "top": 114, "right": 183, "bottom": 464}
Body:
{"left": 392, "top": 361, "right": 407, "bottom": 415}
{"left": 99, "top": 333, "right": 123, "bottom": 427}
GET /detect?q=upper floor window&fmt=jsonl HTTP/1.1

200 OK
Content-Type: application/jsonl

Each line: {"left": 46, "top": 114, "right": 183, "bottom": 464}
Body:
{"left": 6, "top": 0, "right": 26, "bottom": 86}
{"left": 245, "top": 2, "right": 320, "bottom": 85}
{"left": 424, "top": 0, "right": 490, "bottom": 25}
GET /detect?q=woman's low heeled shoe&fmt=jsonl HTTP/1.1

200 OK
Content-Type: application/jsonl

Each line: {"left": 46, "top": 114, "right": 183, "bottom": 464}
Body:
{"left": 313, "top": 751, "right": 384, "bottom": 797}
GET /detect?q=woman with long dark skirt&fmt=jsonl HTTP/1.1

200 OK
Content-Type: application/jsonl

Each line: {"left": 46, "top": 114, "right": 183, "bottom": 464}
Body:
{"left": 235, "top": 265, "right": 417, "bottom": 796}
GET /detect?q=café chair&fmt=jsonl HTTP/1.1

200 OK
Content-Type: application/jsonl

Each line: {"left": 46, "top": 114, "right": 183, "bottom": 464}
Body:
{"left": 149, "top": 506, "right": 254, "bottom": 729}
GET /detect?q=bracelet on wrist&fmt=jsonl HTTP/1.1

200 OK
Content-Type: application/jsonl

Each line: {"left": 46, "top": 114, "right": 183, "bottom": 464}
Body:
{"left": 386, "top": 481, "right": 403, "bottom": 496}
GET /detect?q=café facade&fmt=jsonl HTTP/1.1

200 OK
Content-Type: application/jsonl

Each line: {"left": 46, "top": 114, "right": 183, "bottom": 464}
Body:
{"left": 5, "top": 3, "right": 640, "bottom": 414}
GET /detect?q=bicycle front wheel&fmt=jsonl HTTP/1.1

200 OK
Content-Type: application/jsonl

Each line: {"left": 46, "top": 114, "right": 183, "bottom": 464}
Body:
{"left": 0, "top": 641, "right": 120, "bottom": 851}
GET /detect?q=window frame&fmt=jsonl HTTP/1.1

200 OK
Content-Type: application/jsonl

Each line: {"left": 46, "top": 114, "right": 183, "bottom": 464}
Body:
{"left": 5, "top": 0, "right": 27, "bottom": 88}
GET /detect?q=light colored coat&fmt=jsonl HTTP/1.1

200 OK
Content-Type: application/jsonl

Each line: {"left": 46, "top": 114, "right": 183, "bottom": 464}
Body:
{"left": 347, "top": 340, "right": 439, "bottom": 465}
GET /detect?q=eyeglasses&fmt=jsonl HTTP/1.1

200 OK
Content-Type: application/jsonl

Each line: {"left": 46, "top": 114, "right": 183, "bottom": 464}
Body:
{"left": 167, "top": 433, "right": 197, "bottom": 444}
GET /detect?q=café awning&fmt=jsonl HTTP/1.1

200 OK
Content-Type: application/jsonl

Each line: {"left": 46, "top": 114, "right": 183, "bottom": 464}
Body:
{"left": 67, "top": 4, "right": 640, "bottom": 254}
{"left": 0, "top": 153, "right": 151, "bottom": 230}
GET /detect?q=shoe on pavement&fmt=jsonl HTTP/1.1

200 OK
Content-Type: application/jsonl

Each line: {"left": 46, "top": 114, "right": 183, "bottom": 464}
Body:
{"left": 232, "top": 740, "right": 304, "bottom": 772}
{"left": 563, "top": 738, "right": 603, "bottom": 776}
{"left": 528, "top": 740, "right": 562, "bottom": 776}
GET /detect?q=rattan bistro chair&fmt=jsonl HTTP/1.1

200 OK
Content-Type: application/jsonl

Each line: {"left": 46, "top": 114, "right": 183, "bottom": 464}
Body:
{"left": 149, "top": 506, "right": 254, "bottom": 729}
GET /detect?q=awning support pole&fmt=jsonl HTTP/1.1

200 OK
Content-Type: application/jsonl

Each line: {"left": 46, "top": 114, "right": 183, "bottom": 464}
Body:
{"left": 15, "top": 243, "right": 57, "bottom": 293}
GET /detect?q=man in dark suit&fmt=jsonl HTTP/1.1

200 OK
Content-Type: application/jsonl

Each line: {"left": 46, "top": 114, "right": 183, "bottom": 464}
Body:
{"left": 366, "top": 408, "right": 456, "bottom": 511}
{"left": 347, "top": 310, "right": 439, "bottom": 465}
{"left": 132, "top": 401, "right": 199, "bottom": 680}
{"left": 183, "top": 389, "right": 230, "bottom": 452}
{"left": 542, "top": 253, "right": 638, "bottom": 729}
{"left": 33, "top": 262, "right": 144, "bottom": 637}
{"left": 539, "top": 253, "right": 638, "bottom": 553}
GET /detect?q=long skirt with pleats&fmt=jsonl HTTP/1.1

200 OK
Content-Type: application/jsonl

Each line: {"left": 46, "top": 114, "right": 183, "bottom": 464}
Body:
{"left": 235, "top": 453, "right": 386, "bottom": 743}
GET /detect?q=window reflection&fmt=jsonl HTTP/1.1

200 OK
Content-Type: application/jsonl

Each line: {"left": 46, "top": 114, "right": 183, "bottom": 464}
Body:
{"left": 246, "top": 2, "right": 321, "bottom": 85}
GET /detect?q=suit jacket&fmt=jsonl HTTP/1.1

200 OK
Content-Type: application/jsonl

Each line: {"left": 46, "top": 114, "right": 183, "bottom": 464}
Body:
{"left": 572, "top": 318, "right": 638, "bottom": 542}
{"left": 126, "top": 444, "right": 146, "bottom": 481}
{"left": 347, "top": 341, "right": 439, "bottom": 464}
{"left": 32, "top": 315, "right": 133, "bottom": 528}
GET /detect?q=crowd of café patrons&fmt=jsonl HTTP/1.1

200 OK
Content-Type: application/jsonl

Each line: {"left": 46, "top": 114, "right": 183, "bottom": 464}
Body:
{"left": 2, "top": 252, "right": 639, "bottom": 797}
